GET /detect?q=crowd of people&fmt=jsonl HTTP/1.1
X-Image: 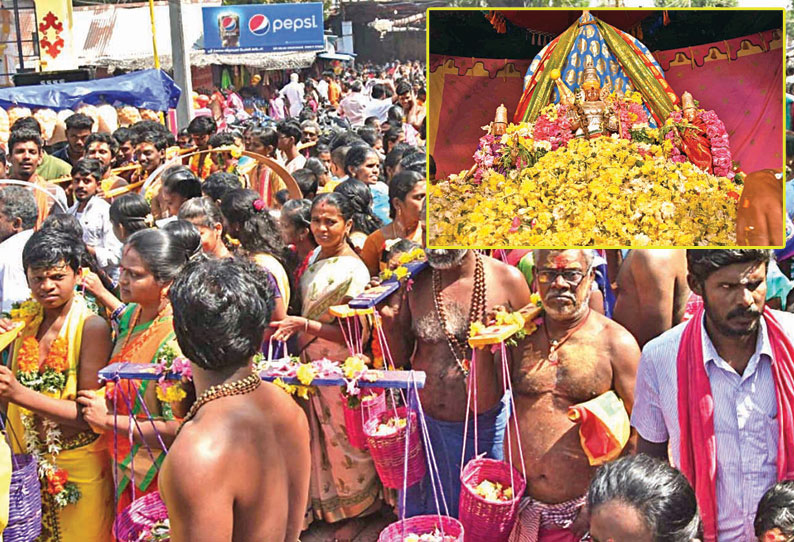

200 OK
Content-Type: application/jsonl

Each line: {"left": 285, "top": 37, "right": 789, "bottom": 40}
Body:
{"left": 0, "top": 58, "right": 791, "bottom": 542}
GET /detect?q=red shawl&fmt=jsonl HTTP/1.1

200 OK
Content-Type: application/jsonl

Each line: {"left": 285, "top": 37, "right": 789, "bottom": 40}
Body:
{"left": 677, "top": 306, "right": 794, "bottom": 541}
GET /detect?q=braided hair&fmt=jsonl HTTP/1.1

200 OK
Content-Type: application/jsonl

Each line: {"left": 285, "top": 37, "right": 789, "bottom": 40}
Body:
{"left": 220, "top": 189, "right": 296, "bottom": 278}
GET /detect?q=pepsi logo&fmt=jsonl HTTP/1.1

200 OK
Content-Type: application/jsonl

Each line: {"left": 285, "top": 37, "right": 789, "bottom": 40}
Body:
{"left": 248, "top": 14, "right": 270, "bottom": 36}
{"left": 220, "top": 15, "right": 237, "bottom": 32}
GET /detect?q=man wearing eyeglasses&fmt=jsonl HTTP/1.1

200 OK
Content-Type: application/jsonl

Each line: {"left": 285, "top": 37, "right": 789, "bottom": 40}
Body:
{"left": 489, "top": 249, "right": 640, "bottom": 542}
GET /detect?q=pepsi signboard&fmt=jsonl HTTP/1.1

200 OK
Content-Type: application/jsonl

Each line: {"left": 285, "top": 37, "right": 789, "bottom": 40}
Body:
{"left": 203, "top": 3, "right": 325, "bottom": 54}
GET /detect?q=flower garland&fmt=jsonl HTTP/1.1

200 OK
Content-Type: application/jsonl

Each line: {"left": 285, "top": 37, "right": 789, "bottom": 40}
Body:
{"left": 472, "top": 134, "right": 503, "bottom": 184}
{"left": 532, "top": 103, "right": 572, "bottom": 151}
{"left": 11, "top": 300, "right": 81, "bottom": 508}
{"left": 189, "top": 152, "right": 214, "bottom": 180}
{"left": 154, "top": 340, "right": 192, "bottom": 404}
{"left": 664, "top": 110, "right": 735, "bottom": 179}
{"left": 260, "top": 354, "right": 379, "bottom": 406}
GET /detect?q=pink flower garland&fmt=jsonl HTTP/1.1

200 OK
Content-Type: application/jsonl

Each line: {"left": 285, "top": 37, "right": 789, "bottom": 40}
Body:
{"left": 533, "top": 104, "right": 572, "bottom": 150}
{"left": 699, "top": 110, "right": 734, "bottom": 179}
{"left": 619, "top": 102, "right": 650, "bottom": 140}
{"left": 472, "top": 134, "right": 503, "bottom": 184}
{"left": 664, "top": 109, "right": 735, "bottom": 178}
{"left": 664, "top": 111, "right": 688, "bottom": 164}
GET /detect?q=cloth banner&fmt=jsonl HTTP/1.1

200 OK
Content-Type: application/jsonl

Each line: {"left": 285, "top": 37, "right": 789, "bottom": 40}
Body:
{"left": 0, "top": 69, "right": 182, "bottom": 111}
{"left": 654, "top": 28, "right": 783, "bottom": 174}
{"left": 34, "top": 0, "right": 75, "bottom": 72}
{"left": 428, "top": 56, "right": 531, "bottom": 180}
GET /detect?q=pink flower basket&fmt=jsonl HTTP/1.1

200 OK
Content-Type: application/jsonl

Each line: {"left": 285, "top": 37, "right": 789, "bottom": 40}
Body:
{"left": 113, "top": 490, "right": 169, "bottom": 542}
{"left": 364, "top": 407, "right": 426, "bottom": 489}
{"left": 458, "top": 458, "right": 526, "bottom": 542}
{"left": 379, "top": 515, "right": 464, "bottom": 542}
{"left": 342, "top": 388, "right": 387, "bottom": 450}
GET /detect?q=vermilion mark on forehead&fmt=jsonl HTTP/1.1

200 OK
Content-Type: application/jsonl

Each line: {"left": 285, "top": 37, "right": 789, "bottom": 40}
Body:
{"left": 553, "top": 253, "right": 570, "bottom": 269}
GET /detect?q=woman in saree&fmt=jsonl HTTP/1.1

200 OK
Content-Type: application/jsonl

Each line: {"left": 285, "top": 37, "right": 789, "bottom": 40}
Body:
{"left": 76, "top": 228, "right": 194, "bottom": 514}
{"left": 271, "top": 192, "right": 380, "bottom": 524}
{"left": 0, "top": 229, "right": 114, "bottom": 542}
{"left": 220, "top": 188, "right": 290, "bottom": 323}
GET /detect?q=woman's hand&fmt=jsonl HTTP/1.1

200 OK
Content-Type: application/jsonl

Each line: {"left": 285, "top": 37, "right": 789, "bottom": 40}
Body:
{"left": 269, "top": 316, "right": 308, "bottom": 342}
{"left": 76, "top": 390, "right": 109, "bottom": 433}
{"left": 81, "top": 271, "right": 107, "bottom": 297}
{"left": 0, "top": 318, "right": 21, "bottom": 334}
{"left": 0, "top": 366, "right": 22, "bottom": 402}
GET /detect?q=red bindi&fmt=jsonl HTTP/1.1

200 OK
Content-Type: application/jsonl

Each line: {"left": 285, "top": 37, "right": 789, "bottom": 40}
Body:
{"left": 553, "top": 253, "right": 569, "bottom": 269}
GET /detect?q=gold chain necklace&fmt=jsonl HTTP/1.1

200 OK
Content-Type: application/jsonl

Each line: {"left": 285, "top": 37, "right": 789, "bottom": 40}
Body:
{"left": 177, "top": 372, "right": 261, "bottom": 435}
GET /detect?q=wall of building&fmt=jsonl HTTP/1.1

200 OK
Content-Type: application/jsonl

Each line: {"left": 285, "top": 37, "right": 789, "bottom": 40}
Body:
{"left": 352, "top": 23, "right": 424, "bottom": 64}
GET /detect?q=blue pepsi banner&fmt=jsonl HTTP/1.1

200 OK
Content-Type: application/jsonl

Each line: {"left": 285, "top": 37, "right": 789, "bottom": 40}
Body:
{"left": 202, "top": 3, "right": 325, "bottom": 54}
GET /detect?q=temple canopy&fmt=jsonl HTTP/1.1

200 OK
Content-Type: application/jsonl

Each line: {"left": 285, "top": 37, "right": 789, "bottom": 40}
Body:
{"left": 515, "top": 11, "right": 680, "bottom": 128}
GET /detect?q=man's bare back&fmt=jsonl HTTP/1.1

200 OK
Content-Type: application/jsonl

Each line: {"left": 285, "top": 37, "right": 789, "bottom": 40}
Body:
{"left": 613, "top": 249, "right": 690, "bottom": 348}
{"left": 507, "top": 312, "right": 639, "bottom": 504}
{"left": 160, "top": 381, "right": 310, "bottom": 542}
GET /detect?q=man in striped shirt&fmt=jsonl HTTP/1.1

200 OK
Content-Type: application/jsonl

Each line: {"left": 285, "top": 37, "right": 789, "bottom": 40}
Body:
{"left": 632, "top": 249, "right": 794, "bottom": 541}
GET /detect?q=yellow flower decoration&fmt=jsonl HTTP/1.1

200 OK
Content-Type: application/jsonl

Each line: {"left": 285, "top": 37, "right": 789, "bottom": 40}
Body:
{"left": 394, "top": 266, "right": 409, "bottom": 280}
{"left": 428, "top": 132, "right": 737, "bottom": 246}
{"left": 296, "top": 363, "right": 316, "bottom": 386}
{"left": 469, "top": 321, "right": 487, "bottom": 338}
{"left": 342, "top": 355, "right": 367, "bottom": 379}
{"left": 156, "top": 382, "right": 187, "bottom": 403}
{"left": 273, "top": 378, "right": 297, "bottom": 396}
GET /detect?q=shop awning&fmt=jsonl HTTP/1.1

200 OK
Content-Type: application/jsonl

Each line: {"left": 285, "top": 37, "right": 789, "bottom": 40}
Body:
{"left": 317, "top": 52, "right": 357, "bottom": 61}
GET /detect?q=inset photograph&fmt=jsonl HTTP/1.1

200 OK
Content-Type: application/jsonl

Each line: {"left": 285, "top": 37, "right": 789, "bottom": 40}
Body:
{"left": 427, "top": 9, "right": 784, "bottom": 247}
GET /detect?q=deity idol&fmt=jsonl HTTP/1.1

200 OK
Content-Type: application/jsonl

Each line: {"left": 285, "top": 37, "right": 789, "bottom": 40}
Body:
{"left": 675, "top": 90, "right": 714, "bottom": 174}
{"left": 567, "top": 63, "right": 618, "bottom": 139}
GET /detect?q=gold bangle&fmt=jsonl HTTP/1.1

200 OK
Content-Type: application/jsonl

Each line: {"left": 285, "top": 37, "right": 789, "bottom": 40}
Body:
{"left": 304, "top": 318, "right": 310, "bottom": 334}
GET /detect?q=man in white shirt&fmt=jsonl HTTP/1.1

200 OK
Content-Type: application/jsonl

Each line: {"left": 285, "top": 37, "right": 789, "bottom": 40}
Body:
{"left": 632, "top": 249, "right": 794, "bottom": 542}
{"left": 280, "top": 73, "right": 305, "bottom": 118}
{"left": 339, "top": 80, "right": 370, "bottom": 127}
{"left": 276, "top": 120, "right": 306, "bottom": 174}
{"left": 67, "top": 159, "right": 122, "bottom": 282}
{"left": 0, "top": 186, "right": 37, "bottom": 313}
{"left": 361, "top": 83, "right": 395, "bottom": 124}
{"left": 316, "top": 72, "right": 329, "bottom": 102}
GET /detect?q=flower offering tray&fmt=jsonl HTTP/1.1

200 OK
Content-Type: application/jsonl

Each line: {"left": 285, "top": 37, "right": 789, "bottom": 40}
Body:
{"left": 348, "top": 260, "right": 428, "bottom": 309}
{"left": 98, "top": 362, "right": 426, "bottom": 390}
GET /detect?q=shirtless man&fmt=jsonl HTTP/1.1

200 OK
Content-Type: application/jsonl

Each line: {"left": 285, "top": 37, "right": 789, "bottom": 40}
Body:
{"left": 612, "top": 250, "right": 691, "bottom": 348}
{"left": 160, "top": 258, "right": 310, "bottom": 542}
{"left": 485, "top": 249, "right": 640, "bottom": 542}
{"left": 735, "top": 169, "right": 786, "bottom": 246}
{"left": 383, "top": 248, "right": 531, "bottom": 517}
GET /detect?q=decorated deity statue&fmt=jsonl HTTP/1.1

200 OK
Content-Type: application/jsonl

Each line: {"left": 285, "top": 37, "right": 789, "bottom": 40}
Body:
{"left": 674, "top": 91, "right": 714, "bottom": 174}
{"left": 567, "top": 62, "right": 618, "bottom": 139}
